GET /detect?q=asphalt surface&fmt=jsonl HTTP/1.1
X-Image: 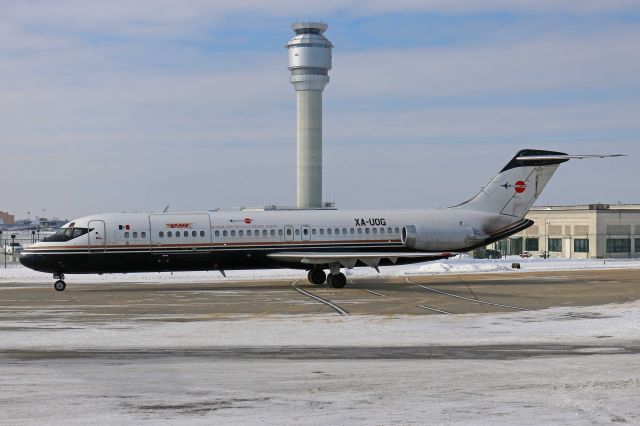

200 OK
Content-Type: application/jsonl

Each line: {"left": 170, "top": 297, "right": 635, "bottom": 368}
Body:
{"left": 1, "top": 269, "right": 640, "bottom": 320}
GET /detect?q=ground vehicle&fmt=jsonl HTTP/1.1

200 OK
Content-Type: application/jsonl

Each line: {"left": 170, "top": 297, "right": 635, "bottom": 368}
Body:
{"left": 4, "top": 241, "right": 23, "bottom": 255}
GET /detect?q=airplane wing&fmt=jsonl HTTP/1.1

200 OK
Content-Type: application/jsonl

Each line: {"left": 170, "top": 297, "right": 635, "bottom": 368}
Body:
{"left": 267, "top": 251, "right": 455, "bottom": 270}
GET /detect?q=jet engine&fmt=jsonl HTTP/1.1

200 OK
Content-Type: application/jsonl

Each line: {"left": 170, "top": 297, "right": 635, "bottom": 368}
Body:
{"left": 401, "top": 223, "right": 485, "bottom": 251}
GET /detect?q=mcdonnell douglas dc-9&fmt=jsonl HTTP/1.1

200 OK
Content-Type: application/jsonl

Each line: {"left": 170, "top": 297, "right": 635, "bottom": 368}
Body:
{"left": 20, "top": 150, "right": 620, "bottom": 291}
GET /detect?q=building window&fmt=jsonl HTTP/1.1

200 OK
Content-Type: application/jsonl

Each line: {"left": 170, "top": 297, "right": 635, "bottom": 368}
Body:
{"left": 548, "top": 238, "right": 562, "bottom": 252}
{"left": 525, "top": 238, "right": 539, "bottom": 251}
{"left": 574, "top": 239, "right": 589, "bottom": 253}
{"left": 635, "top": 239, "right": 640, "bottom": 252}
{"left": 607, "top": 238, "right": 630, "bottom": 253}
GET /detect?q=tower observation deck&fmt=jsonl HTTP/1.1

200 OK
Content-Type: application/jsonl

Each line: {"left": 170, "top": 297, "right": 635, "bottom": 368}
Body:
{"left": 286, "top": 22, "right": 333, "bottom": 209}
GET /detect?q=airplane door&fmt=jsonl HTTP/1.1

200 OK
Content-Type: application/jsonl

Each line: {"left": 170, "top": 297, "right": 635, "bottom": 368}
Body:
{"left": 301, "top": 225, "right": 311, "bottom": 241}
{"left": 88, "top": 220, "right": 106, "bottom": 252}
{"left": 284, "top": 225, "right": 294, "bottom": 242}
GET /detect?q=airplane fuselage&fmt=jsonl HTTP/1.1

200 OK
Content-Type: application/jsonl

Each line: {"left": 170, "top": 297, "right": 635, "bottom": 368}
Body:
{"left": 19, "top": 208, "right": 527, "bottom": 275}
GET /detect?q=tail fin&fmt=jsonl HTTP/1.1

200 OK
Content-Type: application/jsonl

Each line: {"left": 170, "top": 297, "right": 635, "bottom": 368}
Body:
{"left": 453, "top": 149, "right": 569, "bottom": 218}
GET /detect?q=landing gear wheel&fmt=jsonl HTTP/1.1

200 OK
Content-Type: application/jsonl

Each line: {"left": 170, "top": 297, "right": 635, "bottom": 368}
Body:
{"left": 327, "top": 273, "right": 347, "bottom": 289}
{"left": 307, "top": 268, "right": 327, "bottom": 285}
{"left": 54, "top": 280, "right": 66, "bottom": 292}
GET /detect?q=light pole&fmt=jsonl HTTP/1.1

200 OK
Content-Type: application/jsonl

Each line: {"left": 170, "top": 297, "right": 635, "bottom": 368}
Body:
{"left": 545, "top": 219, "right": 550, "bottom": 259}
{"left": 0, "top": 230, "right": 4, "bottom": 269}
{"left": 27, "top": 211, "right": 31, "bottom": 230}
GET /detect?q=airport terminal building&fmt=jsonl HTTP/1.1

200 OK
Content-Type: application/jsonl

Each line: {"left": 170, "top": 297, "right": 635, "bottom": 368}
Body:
{"left": 490, "top": 204, "right": 640, "bottom": 259}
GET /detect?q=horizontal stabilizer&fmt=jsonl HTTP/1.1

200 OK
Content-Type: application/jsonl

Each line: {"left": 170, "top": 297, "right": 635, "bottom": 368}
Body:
{"left": 516, "top": 154, "right": 625, "bottom": 161}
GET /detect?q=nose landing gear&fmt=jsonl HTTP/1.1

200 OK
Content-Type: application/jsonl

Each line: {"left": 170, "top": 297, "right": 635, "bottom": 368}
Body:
{"left": 53, "top": 273, "right": 66, "bottom": 291}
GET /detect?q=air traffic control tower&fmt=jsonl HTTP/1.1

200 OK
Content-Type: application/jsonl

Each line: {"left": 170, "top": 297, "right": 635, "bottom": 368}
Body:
{"left": 287, "top": 22, "right": 333, "bottom": 209}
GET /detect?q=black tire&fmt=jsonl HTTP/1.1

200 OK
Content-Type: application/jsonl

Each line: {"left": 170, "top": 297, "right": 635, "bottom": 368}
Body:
{"left": 308, "top": 268, "right": 326, "bottom": 285}
{"left": 54, "top": 280, "right": 66, "bottom": 291}
{"left": 327, "top": 273, "right": 347, "bottom": 289}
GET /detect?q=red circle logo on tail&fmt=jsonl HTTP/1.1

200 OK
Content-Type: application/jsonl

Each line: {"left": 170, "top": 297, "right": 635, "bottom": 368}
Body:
{"left": 515, "top": 181, "right": 527, "bottom": 193}
{"left": 244, "top": 218, "right": 252, "bottom": 224}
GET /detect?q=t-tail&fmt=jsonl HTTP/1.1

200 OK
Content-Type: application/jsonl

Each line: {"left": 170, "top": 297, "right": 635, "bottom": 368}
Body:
{"left": 453, "top": 149, "right": 624, "bottom": 218}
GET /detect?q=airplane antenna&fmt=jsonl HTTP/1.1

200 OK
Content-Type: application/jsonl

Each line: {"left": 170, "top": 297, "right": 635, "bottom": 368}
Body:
{"left": 162, "top": 205, "right": 170, "bottom": 213}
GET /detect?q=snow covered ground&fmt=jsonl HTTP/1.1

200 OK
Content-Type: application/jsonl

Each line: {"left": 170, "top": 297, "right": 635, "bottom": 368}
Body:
{"left": 2, "top": 258, "right": 640, "bottom": 424}
{"left": 2, "top": 255, "right": 640, "bottom": 284}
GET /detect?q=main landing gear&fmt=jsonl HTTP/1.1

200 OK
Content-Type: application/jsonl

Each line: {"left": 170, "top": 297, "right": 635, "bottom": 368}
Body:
{"left": 307, "top": 267, "right": 347, "bottom": 289}
{"left": 53, "top": 273, "right": 66, "bottom": 291}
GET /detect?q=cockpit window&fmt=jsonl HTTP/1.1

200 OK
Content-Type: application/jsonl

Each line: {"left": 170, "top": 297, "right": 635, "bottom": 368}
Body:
{"left": 44, "top": 227, "right": 90, "bottom": 242}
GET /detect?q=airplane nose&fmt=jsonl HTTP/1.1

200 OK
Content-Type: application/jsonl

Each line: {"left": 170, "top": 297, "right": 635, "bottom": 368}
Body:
{"left": 19, "top": 252, "right": 35, "bottom": 269}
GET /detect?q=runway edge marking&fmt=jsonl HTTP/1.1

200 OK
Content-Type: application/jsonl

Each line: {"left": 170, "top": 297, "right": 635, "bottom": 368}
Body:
{"left": 405, "top": 278, "right": 530, "bottom": 311}
{"left": 291, "top": 281, "right": 349, "bottom": 316}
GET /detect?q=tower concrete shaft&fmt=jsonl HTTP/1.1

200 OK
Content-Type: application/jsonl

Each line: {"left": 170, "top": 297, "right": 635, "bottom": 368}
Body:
{"left": 287, "top": 22, "right": 332, "bottom": 209}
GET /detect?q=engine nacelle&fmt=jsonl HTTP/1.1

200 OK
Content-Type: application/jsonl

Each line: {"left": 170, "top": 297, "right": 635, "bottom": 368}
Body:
{"left": 401, "top": 223, "right": 482, "bottom": 251}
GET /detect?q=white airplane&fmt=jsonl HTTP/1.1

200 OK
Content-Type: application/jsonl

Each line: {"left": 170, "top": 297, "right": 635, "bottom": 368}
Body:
{"left": 19, "top": 149, "right": 621, "bottom": 291}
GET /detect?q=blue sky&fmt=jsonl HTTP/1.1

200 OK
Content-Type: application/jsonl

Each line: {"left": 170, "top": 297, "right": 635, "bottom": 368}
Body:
{"left": 1, "top": 1, "right": 639, "bottom": 219}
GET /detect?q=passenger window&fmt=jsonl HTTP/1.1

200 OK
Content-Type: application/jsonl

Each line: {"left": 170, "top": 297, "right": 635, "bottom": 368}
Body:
{"left": 327, "top": 228, "right": 332, "bottom": 235}
{"left": 350, "top": 228, "right": 355, "bottom": 235}
{"left": 286, "top": 229, "right": 292, "bottom": 236}
{"left": 380, "top": 228, "right": 385, "bottom": 234}
{"left": 159, "top": 231, "right": 164, "bottom": 238}
{"left": 365, "top": 228, "right": 370, "bottom": 234}
{"left": 239, "top": 230, "right": 244, "bottom": 237}
{"left": 223, "top": 230, "right": 228, "bottom": 237}
{"left": 335, "top": 228, "right": 339, "bottom": 234}
{"left": 270, "top": 229, "right": 275, "bottom": 236}
{"left": 247, "top": 230, "right": 252, "bottom": 236}
{"left": 303, "top": 228, "right": 309, "bottom": 235}
{"left": 231, "top": 230, "right": 236, "bottom": 237}
{"left": 278, "top": 229, "right": 283, "bottom": 236}
{"left": 141, "top": 232, "right": 146, "bottom": 238}
{"left": 124, "top": 232, "right": 130, "bottom": 238}
{"left": 357, "top": 228, "right": 363, "bottom": 235}
{"left": 342, "top": 228, "right": 347, "bottom": 234}
{"left": 215, "top": 230, "right": 220, "bottom": 237}
{"left": 133, "top": 232, "right": 138, "bottom": 238}
{"left": 200, "top": 231, "right": 205, "bottom": 237}
{"left": 312, "top": 229, "right": 317, "bottom": 235}
{"left": 167, "top": 231, "right": 172, "bottom": 237}
{"left": 192, "top": 231, "right": 197, "bottom": 237}
{"left": 372, "top": 228, "right": 377, "bottom": 234}
{"left": 395, "top": 227, "right": 400, "bottom": 233}
{"left": 295, "top": 229, "right": 300, "bottom": 235}
{"left": 184, "top": 231, "right": 188, "bottom": 237}
{"left": 319, "top": 229, "right": 324, "bottom": 235}
{"left": 388, "top": 227, "right": 393, "bottom": 234}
